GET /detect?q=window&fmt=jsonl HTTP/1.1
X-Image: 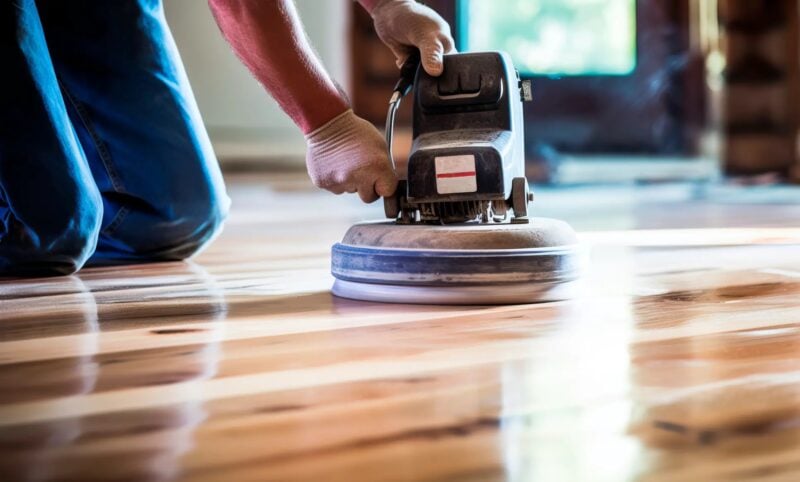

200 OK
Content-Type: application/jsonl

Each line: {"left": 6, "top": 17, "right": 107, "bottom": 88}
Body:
{"left": 451, "top": 0, "right": 706, "bottom": 158}
{"left": 459, "top": 0, "right": 637, "bottom": 76}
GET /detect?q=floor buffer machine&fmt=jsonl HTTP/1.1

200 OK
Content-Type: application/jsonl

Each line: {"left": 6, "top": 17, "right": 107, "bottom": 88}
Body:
{"left": 331, "top": 51, "right": 582, "bottom": 304}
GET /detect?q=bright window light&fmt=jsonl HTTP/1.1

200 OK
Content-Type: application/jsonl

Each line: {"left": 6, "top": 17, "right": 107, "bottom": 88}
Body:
{"left": 458, "top": 0, "right": 637, "bottom": 76}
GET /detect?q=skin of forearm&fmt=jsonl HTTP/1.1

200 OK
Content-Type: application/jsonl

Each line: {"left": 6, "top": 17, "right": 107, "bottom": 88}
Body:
{"left": 208, "top": 0, "right": 349, "bottom": 133}
{"left": 356, "top": 0, "right": 381, "bottom": 13}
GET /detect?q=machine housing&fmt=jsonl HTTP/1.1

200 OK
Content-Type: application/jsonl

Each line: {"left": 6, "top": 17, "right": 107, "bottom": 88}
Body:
{"left": 385, "top": 51, "right": 532, "bottom": 224}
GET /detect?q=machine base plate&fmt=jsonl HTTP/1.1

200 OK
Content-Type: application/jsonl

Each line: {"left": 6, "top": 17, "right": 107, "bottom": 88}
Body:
{"left": 330, "top": 218, "right": 584, "bottom": 305}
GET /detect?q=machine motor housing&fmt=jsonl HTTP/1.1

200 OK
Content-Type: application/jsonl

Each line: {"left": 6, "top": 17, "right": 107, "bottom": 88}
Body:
{"left": 390, "top": 51, "right": 531, "bottom": 224}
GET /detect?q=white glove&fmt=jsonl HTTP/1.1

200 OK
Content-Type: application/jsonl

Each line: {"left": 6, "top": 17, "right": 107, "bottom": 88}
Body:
{"left": 305, "top": 109, "right": 398, "bottom": 203}
{"left": 370, "top": 0, "right": 456, "bottom": 76}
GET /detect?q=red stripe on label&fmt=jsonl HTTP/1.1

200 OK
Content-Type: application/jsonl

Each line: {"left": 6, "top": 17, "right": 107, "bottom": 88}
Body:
{"left": 436, "top": 171, "right": 476, "bottom": 179}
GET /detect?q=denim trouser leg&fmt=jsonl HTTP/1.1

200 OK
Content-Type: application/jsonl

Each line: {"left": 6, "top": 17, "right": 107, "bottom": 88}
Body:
{"left": 0, "top": 0, "right": 104, "bottom": 276}
{"left": 36, "top": 0, "right": 230, "bottom": 265}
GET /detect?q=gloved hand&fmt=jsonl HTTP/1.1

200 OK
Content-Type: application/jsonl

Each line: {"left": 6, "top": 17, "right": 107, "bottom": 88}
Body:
{"left": 370, "top": 0, "right": 456, "bottom": 76}
{"left": 305, "top": 109, "right": 398, "bottom": 203}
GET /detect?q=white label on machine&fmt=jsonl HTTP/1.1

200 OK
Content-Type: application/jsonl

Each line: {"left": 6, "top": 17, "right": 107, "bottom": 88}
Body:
{"left": 434, "top": 155, "right": 477, "bottom": 194}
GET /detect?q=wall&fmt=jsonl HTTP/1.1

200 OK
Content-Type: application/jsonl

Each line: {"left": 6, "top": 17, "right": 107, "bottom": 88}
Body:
{"left": 718, "top": 0, "right": 800, "bottom": 178}
{"left": 164, "top": 0, "right": 351, "bottom": 163}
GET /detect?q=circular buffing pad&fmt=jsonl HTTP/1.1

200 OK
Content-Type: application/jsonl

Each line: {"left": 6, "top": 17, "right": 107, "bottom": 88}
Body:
{"left": 331, "top": 218, "right": 583, "bottom": 305}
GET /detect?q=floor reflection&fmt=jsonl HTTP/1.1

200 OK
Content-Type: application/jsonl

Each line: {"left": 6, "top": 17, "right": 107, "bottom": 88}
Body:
{"left": 628, "top": 272, "right": 800, "bottom": 480}
{"left": 496, "top": 297, "right": 641, "bottom": 482}
{"left": 0, "top": 263, "right": 226, "bottom": 482}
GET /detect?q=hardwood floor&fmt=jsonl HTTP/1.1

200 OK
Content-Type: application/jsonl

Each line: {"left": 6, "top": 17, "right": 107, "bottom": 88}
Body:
{"left": 2, "top": 172, "right": 800, "bottom": 481}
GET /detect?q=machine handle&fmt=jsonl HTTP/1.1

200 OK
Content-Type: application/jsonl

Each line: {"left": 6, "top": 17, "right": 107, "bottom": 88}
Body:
{"left": 385, "top": 49, "right": 421, "bottom": 174}
{"left": 393, "top": 50, "right": 421, "bottom": 97}
{"left": 383, "top": 50, "right": 421, "bottom": 221}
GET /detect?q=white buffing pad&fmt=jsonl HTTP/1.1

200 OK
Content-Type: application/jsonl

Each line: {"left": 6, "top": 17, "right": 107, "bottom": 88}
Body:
{"left": 332, "top": 279, "right": 583, "bottom": 305}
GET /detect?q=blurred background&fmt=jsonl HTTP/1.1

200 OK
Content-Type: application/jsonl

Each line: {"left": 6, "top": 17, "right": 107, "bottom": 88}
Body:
{"left": 166, "top": 0, "right": 800, "bottom": 185}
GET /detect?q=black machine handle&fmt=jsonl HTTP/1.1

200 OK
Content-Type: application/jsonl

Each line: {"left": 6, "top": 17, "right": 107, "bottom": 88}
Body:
{"left": 393, "top": 50, "right": 421, "bottom": 98}
{"left": 385, "top": 50, "right": 421, "bottom": 174}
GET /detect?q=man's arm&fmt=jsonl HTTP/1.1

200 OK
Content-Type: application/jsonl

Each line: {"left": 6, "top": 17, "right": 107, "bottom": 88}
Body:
{"left": 208, "top": 0, "right": 455, "bottom": 203}
{"left": 208, "top": 0, "right": 347, "bottom": 134}
{"left": 209, "top": 0, "right": 395, "bottom": 203}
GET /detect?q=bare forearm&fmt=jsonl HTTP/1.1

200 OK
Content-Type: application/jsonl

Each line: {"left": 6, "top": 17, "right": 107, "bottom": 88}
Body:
{"left": 356, "top": 0, "right": 380, "bottom": 13}
{"left": 208, "top": 0, "right": 348, "bottom": 133}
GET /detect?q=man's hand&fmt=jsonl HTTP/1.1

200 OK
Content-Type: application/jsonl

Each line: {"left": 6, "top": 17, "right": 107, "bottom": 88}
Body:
{"left": 368, "top": 0, "right": 456, "bottom": 76}
{"left": 305, "top": 109, "right": 397, "bottom": 203}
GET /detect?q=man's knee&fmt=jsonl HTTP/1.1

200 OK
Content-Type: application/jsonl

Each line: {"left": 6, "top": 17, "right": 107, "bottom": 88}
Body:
{"left": 97, "top": 184, "right": 229, "bottom": 263}
{"left": 1, "top": 207, "right": 102, "bottom": 277}
{"left": 149, "top": 153, "right": 230, "bottom": 260}
{"left": 150, "top": 195, "right": 229, "bottom": 260}
{"left": 16, "top": 236, "right": 95, "bottom": 276}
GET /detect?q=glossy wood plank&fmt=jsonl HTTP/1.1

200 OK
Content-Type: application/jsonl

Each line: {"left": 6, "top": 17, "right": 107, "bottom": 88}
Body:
{"left": 2, "top": 173, "right": 800, "bottom": 481}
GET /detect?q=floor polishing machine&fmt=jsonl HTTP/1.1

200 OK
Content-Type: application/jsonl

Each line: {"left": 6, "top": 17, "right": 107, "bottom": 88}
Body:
{"left": 331, "top": 51, "right": 582, "bottom": 304}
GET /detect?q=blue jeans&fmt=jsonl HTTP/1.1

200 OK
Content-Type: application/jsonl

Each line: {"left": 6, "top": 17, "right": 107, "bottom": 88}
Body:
{"left": 1, "top": 0, "right": 230, "bottom": 276}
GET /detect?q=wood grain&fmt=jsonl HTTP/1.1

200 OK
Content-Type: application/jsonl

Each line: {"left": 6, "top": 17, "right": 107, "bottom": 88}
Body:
{"left": 1, "top": 173, "right": 800, "bottom": 481}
